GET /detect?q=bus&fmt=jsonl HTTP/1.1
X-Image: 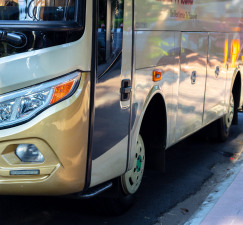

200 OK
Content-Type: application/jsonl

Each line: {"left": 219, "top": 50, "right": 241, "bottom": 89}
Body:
{"left": 0, "top": 0, "right": 242, "bottom": 216}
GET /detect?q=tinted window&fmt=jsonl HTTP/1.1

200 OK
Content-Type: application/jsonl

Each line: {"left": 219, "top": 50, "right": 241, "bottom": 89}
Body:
{"left": 98, "top": 0, "right": 124, "bottom": 76}
{"left": 0, "top": 0, "right": 77, "bottom": 21}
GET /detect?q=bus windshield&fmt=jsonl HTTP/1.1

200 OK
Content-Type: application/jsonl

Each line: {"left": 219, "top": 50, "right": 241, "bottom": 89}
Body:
{"left": 0, "top": 0, "right": 77, "bottom": 22}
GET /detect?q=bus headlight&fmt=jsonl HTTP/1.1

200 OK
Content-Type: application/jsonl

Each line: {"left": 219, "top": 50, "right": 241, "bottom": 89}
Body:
{"left": 0, "top": 71, "right": 81, "bottom": 129}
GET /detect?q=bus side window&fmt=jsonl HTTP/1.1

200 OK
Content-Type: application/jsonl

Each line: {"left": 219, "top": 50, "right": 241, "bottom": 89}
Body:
{"left": 98, "top": 0, "right": 124, "bottom": 77}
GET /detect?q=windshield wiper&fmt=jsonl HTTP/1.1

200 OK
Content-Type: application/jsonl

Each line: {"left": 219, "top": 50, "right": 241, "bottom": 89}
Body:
{"left": 0, "top": 30, "right": 27, "bottom": 48}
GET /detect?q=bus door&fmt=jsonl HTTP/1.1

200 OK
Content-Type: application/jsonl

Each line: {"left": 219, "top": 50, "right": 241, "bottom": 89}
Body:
{"left": 90, "top": 0, "right": 132, "bottom": 187}
{"left": 203, "top": 33, "right": 228, "bottom": 125}
{"left": 175, "top": 32, "right": 208, "bottom": 140}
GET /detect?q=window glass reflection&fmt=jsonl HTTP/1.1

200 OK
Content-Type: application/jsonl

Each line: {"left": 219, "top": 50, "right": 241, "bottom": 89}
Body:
{"left": 0, "top": 0, "right": 76, "bottom": 21}
{"left": 98, "top": 0, "right": 124, "bottom": 75}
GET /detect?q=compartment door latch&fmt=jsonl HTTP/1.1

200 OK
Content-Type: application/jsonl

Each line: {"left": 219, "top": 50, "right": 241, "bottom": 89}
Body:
{"left": 120, "top": 79, "right": 132, "bottom": 101}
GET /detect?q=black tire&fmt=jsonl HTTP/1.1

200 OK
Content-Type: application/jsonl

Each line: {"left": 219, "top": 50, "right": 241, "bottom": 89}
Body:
{"left": 92, "top": 184, "right": 135, "bottom": 216}
{"left": 218, "top": 115, "right": 231, "bottom": 142}
{"left": 218, "top": 94, "right": 234, "bottom": 142}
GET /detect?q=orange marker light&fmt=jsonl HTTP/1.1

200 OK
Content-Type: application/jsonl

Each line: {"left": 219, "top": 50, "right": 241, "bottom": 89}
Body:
{"left": 50, "top": 80, "right": 75, "bottom": 105}
{"left": 153, "top": 70, "right": 162, "bottom": 82}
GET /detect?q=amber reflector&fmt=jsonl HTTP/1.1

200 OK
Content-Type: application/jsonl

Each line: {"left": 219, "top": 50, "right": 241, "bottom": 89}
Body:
{"left": 153, "top": 70, "right": 162, "bottom": 82}
{"left": 50, "top": 80, "right": 75, "bottom": 104}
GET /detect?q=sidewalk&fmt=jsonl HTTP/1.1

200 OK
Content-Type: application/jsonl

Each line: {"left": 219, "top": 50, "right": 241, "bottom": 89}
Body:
{"left": 199, "top": 167, "right": 243, "bottom": 225}
{"left": 186, "top": 166, "right": 243, "bottom": 225}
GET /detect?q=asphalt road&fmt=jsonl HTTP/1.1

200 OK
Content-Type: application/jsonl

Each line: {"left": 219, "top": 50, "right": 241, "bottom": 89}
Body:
{"left": 2, "top": 115, "right": 243, "bottom": 225}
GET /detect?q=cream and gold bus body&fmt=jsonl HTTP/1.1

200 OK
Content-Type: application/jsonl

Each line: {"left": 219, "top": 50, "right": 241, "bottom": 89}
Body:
{"left": 0, "top": 0, "right": 242, "bottom": 210}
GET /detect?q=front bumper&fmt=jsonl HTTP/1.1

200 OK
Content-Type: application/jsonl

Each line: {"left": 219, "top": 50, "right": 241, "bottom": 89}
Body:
{"left": 0, "top": 72, "right": 90, "bottom": 196}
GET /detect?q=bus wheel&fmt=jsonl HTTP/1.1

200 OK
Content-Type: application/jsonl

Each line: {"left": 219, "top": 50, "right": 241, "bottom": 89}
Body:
{"left": 121, "top": 134, "right": 145, "bottom": 195}
{"left": 218, "top": 93, "right": 234, "bottom": 142}
{"left": 92, "top": 134, "right": 145, "bottom": 216}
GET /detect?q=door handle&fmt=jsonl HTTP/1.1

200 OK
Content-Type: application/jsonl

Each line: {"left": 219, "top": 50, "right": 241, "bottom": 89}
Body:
{"left": 120, "top": 79, "right": 132, "bottom": 101}
{"left": 215, "top": 66, "right": 220, "bottom": 78}
{"left": 191, "top": 71, "right": 196, "bottom": 85}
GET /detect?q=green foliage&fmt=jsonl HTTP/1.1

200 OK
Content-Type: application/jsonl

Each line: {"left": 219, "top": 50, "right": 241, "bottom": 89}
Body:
{"left": 114, "top": 18, "right": 123, "bottom": 28}
{"left": 98, "top": 0, "right": 124, "bottom": 28}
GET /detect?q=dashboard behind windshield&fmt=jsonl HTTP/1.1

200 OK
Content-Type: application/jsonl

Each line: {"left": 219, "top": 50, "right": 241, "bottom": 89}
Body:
{"left": 0, "top": 0, "right": 85, "bottom": 59}
{"left": 0, "top": 0, "right": 76, "bottom": 21}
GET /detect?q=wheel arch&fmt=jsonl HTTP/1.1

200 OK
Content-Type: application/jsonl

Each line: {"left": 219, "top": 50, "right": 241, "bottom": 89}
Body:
{"left": 139, "top": 87, "right": 167, "bottom": 173}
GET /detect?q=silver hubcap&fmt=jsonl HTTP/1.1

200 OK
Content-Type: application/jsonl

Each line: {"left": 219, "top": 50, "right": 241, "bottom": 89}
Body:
{"left": 225, "top": 94, "right": 234, "bottom": 128}
{"left": 121, "top": 135, "right": 145, "bottom": 195}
